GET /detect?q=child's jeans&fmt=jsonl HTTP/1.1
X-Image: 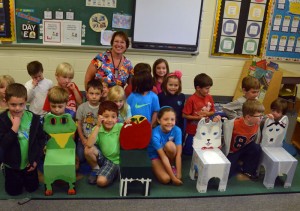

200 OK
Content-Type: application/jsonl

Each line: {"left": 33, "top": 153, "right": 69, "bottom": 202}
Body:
{"left": 227, "top": 141, "right": 262, "bottom": 178}
{"left": 76, "top": 139, "right": 86, "bottom": 163}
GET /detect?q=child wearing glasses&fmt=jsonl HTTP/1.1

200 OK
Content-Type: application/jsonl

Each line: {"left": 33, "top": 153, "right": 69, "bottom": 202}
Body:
{"left": 226, "top": 99, "right": 265, "bottom": 180}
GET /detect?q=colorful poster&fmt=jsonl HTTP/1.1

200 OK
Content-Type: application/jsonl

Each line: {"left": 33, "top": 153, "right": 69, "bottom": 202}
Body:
{"left": 221, "top": 19, "right": 238, "bottom": 36}
{"left": 0, "top": 0, "right": 15, "bottom": 41}
{"left": 248, "top": 3, "right": 266, "bottom": 21}
{"left": 223, "top": 1, "right": 241, "bottom": 19}
{"left": 264, "top": 0, "right": 300, "bottom": 62}
{"left": 242, "top": 38, "right": 259, "bottom": 54}
{"left": 245, "top": 21, "right": 262, "bottom": 38}
{"left": 219, "top": 36, "right": 236, "bottom": 53}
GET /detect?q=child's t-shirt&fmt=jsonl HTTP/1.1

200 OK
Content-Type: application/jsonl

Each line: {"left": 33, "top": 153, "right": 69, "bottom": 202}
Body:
{"left": 43, "top": 83, "right": 82, "bottom": 113}
{"left": 25, "top": 78, "right": 53, "bottom": 116}
{"left": 95, "top": 123, "right": 123, "bottom": 165}
{"left": 76, "top": 102, "right": 99, "bottom": 138}
{"left": 127, "top": 91, "right": 160, "bottom": 123}
{"left": 148, "top": 125, "right": 182, "bottom": 159}
{"left": 158, "top": 92, "right": 185, "bottom": 132}
{"left": 229, "top": 117, "right": 259, "bottom": 153}
{"left": 182, "top": 93, "right": 215, "bottom": 135}
{"left": 118, "top": 104, "right": 132, "bottom": 123}
{"left": 8, "top": 111, "right": 33, "bottom": 169}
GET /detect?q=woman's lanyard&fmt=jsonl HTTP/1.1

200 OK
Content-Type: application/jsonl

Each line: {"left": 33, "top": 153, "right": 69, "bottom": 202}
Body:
{"left": 111, "top": 55, "right": 122, "bottom": 78}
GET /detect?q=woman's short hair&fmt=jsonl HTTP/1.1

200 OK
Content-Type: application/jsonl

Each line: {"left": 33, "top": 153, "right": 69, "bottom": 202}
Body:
{"left": 110, "top": 31, "right": 130, "bottom": 49}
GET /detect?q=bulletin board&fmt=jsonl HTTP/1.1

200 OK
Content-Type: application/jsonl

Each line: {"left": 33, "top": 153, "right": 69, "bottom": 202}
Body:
{"left": 0, "top": 0, "right": 15, "bottom": 41}
{"left": 14, "top": 0, "right": 133, "bottom": 46}
{"left": 263, "top": 0, "right": 300, "bottom": 62}
{"left": 211, "top": 0, "right": 272, "bottom": 58}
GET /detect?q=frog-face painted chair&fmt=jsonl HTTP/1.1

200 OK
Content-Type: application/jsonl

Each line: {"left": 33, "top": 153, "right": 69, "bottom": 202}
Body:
{"left": 43, "top": 113, "right": 77, "bottom": 196}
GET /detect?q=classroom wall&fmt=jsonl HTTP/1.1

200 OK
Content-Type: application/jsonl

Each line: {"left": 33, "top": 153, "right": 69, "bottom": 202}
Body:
{"left": 0, "top": 0, "right": 299, "bottom": 96}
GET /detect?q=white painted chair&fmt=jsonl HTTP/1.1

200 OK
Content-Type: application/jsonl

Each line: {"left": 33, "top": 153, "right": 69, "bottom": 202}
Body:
{"left": 258, "top": 116, "right": 298, "bottom": 189}
{"left": 189, "top": 118, "right": 231, "bottom": 193}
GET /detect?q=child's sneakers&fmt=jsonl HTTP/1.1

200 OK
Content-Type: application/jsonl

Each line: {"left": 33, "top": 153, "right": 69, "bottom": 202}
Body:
{"left": 171, "top": 165, "right": 177, "bottom": 176}
{"left": 88, "top": 169, "right": 99, "bottom": 184}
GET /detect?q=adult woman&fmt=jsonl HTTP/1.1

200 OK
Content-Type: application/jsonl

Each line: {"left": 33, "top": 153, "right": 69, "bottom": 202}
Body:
{"left": 84, "top": 31, "right": 133, "bottom": 90}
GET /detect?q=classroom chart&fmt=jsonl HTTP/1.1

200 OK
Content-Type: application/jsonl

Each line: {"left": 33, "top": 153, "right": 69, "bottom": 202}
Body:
{"left": 264, "top": 0, "right": 300, "bottom": 62}
{"left": 14, "top": 0, "right": 133, "bottom": 46}
{"left": 211, "top": 0, "right": 271, "bottom": 58}
{"left": 0, "top": 0, "right": 14, "bottom": 41}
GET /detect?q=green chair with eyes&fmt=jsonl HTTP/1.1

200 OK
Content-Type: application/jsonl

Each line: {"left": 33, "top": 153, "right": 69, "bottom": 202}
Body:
{"left": 43, "top": 113, "right": 77, "bottom": 196}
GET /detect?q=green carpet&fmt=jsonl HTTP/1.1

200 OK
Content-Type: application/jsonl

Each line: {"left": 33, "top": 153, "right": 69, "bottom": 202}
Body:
{"left": 1, "top": 155, "right": 300, "bottom": 199}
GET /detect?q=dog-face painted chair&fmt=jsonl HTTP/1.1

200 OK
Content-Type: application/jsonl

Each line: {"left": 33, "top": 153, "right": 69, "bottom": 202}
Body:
{"left": 189, "top": 118, "right": 231, "bottom": 193}
{"left": 257, "top": 116, "right": 298, "bottom": 189}
{"left": 119, "top": 115, "right": 152, "bottom": 196}
{"left": 43, "top": 113, "right": 77, "bottom": 195}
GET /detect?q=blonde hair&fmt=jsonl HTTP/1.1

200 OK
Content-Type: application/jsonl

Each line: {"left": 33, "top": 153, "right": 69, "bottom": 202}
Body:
{"left": 47, "top": 86, "right": 69, "bottom": 104}
{"left": 55, "top": 62, "right": 74, "bottom": 78}
{"left": 0, "top": 75, "right": 15, "bottom": 88}
{"left": 107, "top": 85, "right": 129, "bottom": 120}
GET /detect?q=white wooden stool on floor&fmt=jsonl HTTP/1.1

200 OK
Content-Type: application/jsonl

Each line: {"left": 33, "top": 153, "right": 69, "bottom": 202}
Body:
{"left": 189, "top": 119, "right": 231, "bottom": 193}
{"left": 258, "top": 116, "right": 298, "bottom": 189}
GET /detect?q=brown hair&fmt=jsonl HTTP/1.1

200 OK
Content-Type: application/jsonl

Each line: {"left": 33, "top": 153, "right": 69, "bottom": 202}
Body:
{"left": 270, "top": 98, "right": 288, "bottom": 115}
{"left": 242, "top": 76, "right": 260, "bottom": 91}
{"left": 194, "top": 73, "right": 213, "bottom": 89}
{"left": 161, "top": 74, "right": 182, "bottom": 95}
{"left": 242, "top": 99, "right": 265, "bottom": 117}
{"left": 87, "top": 79, "right": 103, "bottom": 92}
{"left": 134, "top": 63, "right": 151, "bottom": 74}
{"left": 27, "top": 61, "right": 43, "bottom": 76}
{"left": 152, "top": 58, "right": 170, "bottom": 84}
{"left": 132, "top": 70, "right": 153, "bottom": 94}
{"left": 98, "top": 100, "right": 118, "bottom": 115}
{"left": 5, "top": 83, "right": 27, "bottom": 101}
{"left": 110, "top": 31, "right": 130, "bottom": 48}
{"left": 47, "top": 86, "right": 69, "bottom": 104}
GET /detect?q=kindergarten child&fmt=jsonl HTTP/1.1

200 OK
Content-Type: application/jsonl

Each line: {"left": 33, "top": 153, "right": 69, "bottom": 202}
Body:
{"left": 85, "top": 101, "right": 123, "bottom": 187}
{"left": 25, "top": 61, "right": 53, "bottom": 116}
{"left": 127, "top": 69, "right": 160, "bottom": 127}
{"left": 0, "top": 75, "right": 15, "bottom": 113}
{"left": 76, "top": 79, "right": 103, "bottom": 163}
{"left": 100, "top": 81, "right": 109, "bottom": 103}
{"left": 182, "top": 73, "right": 218, "bottom": 155}
{"left": 227, "top": 99, "right": 265, "bottom": 180}
{"left": 125, "top": 63, "right": 158, "bottom": 97}
{"left": 267, "top": 98, "right": 288, "bottom": 122}
{"left": 107, "top": 85, "right": 132, "bottom": 123}
{"left": 148, "top": 106, "right": 182, "bottom": 185}
{"left": 0, "top": 83, "right": 46, "bottom": 196}
{"left": 223, "top": 76, "right": 260, "bottom": 119}
{"left": 43, "top": 62, "right": 83, "bottom": 113}
{"left": 158, "top": 70, "right": 185, "bottom": 132}
{"left": 152, "top": 58, "right": 170, "bottom": 94}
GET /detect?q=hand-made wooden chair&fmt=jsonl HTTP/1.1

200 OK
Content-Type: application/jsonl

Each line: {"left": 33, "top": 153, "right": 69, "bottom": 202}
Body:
{"left": 119, "top": 115, "right": 152, "bottom": 196}
{"left": 43, "top": 113, "right": 77, "bottom": 195}
{"left": 189, "top": 118, "right": 231, "bottom": 193}
{"left": 258, "top": 116, "right": 298, "bottom": 189}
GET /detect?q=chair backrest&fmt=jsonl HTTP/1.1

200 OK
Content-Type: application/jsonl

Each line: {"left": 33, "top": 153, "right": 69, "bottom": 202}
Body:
{"left": 261, "top": 115, "right": 289, "bottom": 147}
{"left": 193, "top": 118, "right": 222, "bottom": 149}
{"left": 43, "top": 113, "right": 77, "bottom": 149}
{"left": 120, "top": 115, "right": 152, "bottom": 150}
{"left": 222, "top": 118, "right": 235, "bottom": 156}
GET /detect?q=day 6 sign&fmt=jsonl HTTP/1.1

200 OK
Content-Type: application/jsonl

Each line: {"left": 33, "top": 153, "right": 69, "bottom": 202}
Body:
{"left": 21, "top": 23, "right": 38, "bottom": 39}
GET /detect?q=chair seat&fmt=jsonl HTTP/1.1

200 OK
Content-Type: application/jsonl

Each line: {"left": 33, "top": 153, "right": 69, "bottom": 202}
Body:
{"left": 44, "top": 148, "right": 76, "bottom": 166}
{"left": 262, "top": 147, "right": 297, "bottom": 162}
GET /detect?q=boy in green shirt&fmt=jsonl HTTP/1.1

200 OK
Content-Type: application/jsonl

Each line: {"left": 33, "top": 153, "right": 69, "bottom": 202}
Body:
{"left": 0, "top": 83, "right": 46, "bottom": 196}
{"left": 85, "top": 101, "right": 123, "bottom": 186}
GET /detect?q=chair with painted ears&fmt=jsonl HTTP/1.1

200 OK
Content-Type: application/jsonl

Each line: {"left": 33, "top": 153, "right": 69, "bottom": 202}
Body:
{"left": 257, "top": 115, "right": 298, "bottom": 189}
{"left": 119, "top": 115, "right": 152, "bottom": 196}
{"left": 43, "top": 113, "right": 77, "bottom": 196}
{"left": 189, "top": 118, "right": 231, "bottom": 193}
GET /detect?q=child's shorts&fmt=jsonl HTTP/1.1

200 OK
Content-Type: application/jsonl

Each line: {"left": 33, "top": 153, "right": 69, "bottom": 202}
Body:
{"left": 96, "top": 147, "right": 119, "bottom": 184}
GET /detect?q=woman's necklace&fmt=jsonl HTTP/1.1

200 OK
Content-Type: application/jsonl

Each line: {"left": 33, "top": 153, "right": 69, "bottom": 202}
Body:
{"left": 111, "top": 55, "right": 122, "bottom": 78}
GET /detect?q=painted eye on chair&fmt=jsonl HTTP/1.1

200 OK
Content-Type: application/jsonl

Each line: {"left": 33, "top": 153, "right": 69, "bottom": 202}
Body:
{"left": 213, "top": 132, "right": 218, "bottom": 136}
{"left": 50, "top": 118, "right": 56, "bottom": 125}
{"left": 61, "top": 117, "right": 68, "bottom": 124}
{"left": 269, "top": 129, "right": 273, "bottom": 132}
{"left": 276, "top": 129, "right": 280, "bottom": 132}
{"left": 201, "top": 132, "right": 206, "bottom": 136}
